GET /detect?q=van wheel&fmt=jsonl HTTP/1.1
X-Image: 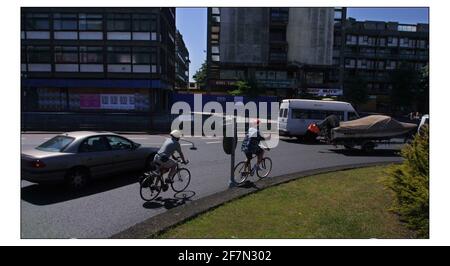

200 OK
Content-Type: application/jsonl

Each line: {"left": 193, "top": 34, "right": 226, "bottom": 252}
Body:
{"left": 65, "top": 167, "right": 89, "bottom": 190}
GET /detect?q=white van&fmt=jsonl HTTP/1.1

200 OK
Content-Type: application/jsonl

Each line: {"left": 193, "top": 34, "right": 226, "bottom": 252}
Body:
{"left": 278, "top": 99, "right": 359, "bottom": 137}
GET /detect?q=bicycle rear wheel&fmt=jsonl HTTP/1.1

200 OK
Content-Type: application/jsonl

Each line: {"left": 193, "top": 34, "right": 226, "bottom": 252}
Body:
{"left": 171, "top": 168, "right": 191, "bottom": 192}
{"left": 140, "top": 175, "right": 162, "bottom": 201}
{"left": 233, "top": 161, "right": 250, "bottom": 184}
{"left": 256, "top": 157, "right": 272, "bottom": 178}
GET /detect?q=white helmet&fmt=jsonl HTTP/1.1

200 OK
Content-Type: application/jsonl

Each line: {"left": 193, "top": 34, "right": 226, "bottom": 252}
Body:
{"left": 170, "top": 129, "right": 182, "bottom": 139}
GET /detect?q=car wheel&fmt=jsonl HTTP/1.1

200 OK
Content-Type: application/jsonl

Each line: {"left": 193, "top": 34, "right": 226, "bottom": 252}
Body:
{"left": 66, "top": 167, "right": 89, "bottom": 190}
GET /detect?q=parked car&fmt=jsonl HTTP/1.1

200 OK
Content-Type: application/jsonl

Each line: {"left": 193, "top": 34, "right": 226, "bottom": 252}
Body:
{"left": 21, "top": 131, "right": 158, "bottom": 190}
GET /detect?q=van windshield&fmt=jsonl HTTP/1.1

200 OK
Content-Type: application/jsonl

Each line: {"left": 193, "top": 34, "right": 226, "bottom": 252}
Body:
{"left": 36, "top": 136, "right": 75, "bottom": 152}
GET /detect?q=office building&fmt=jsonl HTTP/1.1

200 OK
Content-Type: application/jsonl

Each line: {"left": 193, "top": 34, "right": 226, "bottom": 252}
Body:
{"left": 206, "top": 7, "right": 337, "bottom": 97}
{"left": 21, "top": 7, "right": 177, "bottom": 130}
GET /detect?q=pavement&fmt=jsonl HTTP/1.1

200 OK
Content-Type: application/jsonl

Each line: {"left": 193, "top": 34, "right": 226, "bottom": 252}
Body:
{"left": 20, "top": 133, "right": 404, "bottom": 239}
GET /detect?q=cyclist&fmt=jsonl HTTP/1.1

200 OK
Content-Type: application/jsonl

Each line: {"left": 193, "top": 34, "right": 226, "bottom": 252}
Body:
{"left": 153, "top": 129, "right": 188, "bottom": 184}
{"left": 241, "top": 119, "right": 269, "bottom": 171}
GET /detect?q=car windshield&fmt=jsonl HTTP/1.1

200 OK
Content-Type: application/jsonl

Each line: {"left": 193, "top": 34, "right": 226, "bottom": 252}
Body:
{"left": 36, "top": 136, "right": 75, "bottom": 152}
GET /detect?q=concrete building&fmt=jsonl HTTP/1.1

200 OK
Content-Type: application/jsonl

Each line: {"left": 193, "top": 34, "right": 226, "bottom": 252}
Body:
{"left": 21, "top": 7, "right": 177, "bottom": 131}
{"left": 175, "top": 30, "right": 190, "bottom": 89}
{"left": 332, "top": 11, "right": 429, "bottom": 112}
{"left": 206, "top": 7, "right": 337, "bottom": 97}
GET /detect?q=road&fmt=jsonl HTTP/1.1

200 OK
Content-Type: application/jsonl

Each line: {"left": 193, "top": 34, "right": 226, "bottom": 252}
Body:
{"left": 21, "top": 133, "right": 404, "bottom": 238}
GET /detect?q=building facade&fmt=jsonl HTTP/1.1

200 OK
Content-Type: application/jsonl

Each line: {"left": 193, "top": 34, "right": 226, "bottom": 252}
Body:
{"left": 21, "top": 7, "right": 177, "bottom": 130}
{"left": 206, "top": 7, "right": 337, "bottom": 97}
{"left": 332, "top": 10, "right": 429, "bottom": 112}
{"left": 175, "top": 30, "right": 190, "bottom": 89}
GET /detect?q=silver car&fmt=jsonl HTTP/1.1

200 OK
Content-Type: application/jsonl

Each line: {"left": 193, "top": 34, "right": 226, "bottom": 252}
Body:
{"left": 21, "top": 131, "right": 158, "bottom": 189}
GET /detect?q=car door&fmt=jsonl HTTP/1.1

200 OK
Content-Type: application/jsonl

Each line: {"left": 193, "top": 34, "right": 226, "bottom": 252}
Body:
{"left": 77, "top": 136, "right": 114, "bottom": 178}
{"left": 106, "top": 135, "right": 143, "bottom": 171}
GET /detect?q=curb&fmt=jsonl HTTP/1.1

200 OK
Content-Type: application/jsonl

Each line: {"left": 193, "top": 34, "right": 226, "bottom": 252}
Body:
{"left": 111, "top": 161, "right": 401, "bottom": 239}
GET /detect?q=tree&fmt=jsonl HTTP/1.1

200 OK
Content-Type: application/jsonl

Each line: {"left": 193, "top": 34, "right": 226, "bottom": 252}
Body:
{"left": 344, "top": 75, "right": 369, "bottom": 109}
{"left": 229, "top": 78, "right": 265, "bottom": 98}
{"left": 390, "top": 63, "right": 420, "bottom": 113}
{"left": 418, "top": 65, "right": 429, "bottom": 114}
{"left": 193, "top": 61, "right": 207, "bottom": 89}
{"left": 384, "top": 125, "right": 429, "bottom": 238}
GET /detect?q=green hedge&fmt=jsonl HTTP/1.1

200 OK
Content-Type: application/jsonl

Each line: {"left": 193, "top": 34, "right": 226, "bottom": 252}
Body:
{"left": 384, "top": 126, "right": 429, "bottom": 238}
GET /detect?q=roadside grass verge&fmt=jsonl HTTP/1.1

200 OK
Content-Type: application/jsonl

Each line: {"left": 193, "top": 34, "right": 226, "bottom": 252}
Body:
{"left": 157, "top": 166, "right": 414, "bottom": 239}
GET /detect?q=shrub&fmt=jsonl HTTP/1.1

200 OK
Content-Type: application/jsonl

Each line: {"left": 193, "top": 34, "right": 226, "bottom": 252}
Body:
{"left": 384, "top": 125, "right": 429, "bottom": 238}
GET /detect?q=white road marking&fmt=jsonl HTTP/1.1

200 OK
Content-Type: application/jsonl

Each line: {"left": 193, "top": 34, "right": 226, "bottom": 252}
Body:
{"left": 206, "top": 141, "right": 222, "bottom": 144}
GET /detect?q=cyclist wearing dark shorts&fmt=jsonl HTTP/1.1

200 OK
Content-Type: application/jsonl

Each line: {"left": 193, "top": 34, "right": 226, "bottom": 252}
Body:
{"left": 241, "top": 119, "right": 268, "bottom": 169}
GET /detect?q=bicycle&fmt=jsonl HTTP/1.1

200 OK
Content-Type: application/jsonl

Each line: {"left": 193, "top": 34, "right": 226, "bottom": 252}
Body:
{"left": 232, "top": 148, "right": 272, "bottom": 185}
{"left": 139, "top": 157, "right": 191, "bottom": 201}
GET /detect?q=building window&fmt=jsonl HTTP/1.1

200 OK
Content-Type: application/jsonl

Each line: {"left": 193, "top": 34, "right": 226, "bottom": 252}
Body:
{"left": 55, "top": 46, "right": 79, "bottom": 63}
{"left": 53, "top": 13, "right": 78, "bottom": 30}
{"left": 345, "top": 58, "right": 356, "bottom": 68}
{"left": 132, "top": 13, "right": 157, "bottom": 32}
{"left": 107, "top": 47, "right": 131, "bottom": 64}
{"left": 25, "top": 13, "right": 50, "bottom": 30}
{"left": 346, "top": 35, "right": 357, "bottom": 44}
{"left": 398, "top": 25, "right": 417, "bottom": 32}
{"left": 271, "top": 8, "right": 289, "bottom": 22}
{"left": 211, "top": 26, "right": 220, "bottom": 33}
{"left": 388, "top": 37, "right": 398, "bottom": 46}
{"left": 269, "top": 28, "right": 286, "bottom": 42}
{"left": 306, "top": 72, "right": 324, "bottom": 84}
{"left": 211, "top": 33, "right": 219, "bottom": 40}
{"left": 378, "top": 38, "right": 386, "bottom": 46}
{"left": 211, "top": 8, "right": 220, "bottom": 15}
{"left": 211, "top": 45, "right": 219, "bottom": 54}
{"left": 80, "top": 46, "right": 103, "bottom": 63}
{"left": 79, "top": 13, "right": 103, "bottom": 31}
{"left": 27, "top": 46, "right": 51, "bottom": 63}
{"left": 386, "top": 60, "right": 396, "bottom": 70}
{"left": 132, "top": 47, "right": 157, "bottom": 64}
{"left": 107, "top": 13, "right": 131, "bottom": 31}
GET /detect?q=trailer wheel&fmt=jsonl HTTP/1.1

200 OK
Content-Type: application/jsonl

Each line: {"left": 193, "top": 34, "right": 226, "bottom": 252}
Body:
{"left": 344, "top": 144, "right": 354, "bottom": 150}
{"left": 361, "top": 142, "right": 375, "bottom": 153}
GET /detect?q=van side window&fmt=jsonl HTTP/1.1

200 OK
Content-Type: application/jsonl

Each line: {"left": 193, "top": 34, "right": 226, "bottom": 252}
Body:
{"left": 291, "top": 109, "right": 308, "bottom": 119}
{"left": 326, "top": 111, "right": 345, "bottom": 121}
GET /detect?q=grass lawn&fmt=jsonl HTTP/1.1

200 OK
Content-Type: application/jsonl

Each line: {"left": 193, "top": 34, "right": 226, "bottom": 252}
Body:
{"left": 157, "top": 166, "right": 414, "bottom": 239}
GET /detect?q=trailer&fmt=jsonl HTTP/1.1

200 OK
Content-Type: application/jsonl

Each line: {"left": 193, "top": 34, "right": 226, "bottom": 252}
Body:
{"left": 321, "top": 115, "right": 417, "bottom": 152}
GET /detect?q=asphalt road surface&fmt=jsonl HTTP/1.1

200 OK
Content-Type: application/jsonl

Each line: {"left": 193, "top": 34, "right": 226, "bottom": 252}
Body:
{"left": 21, "top": 133, "right": 404, "bottom": 238}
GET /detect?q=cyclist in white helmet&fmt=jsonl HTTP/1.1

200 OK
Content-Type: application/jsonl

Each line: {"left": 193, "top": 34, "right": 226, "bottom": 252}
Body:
{"left": 153, "top": 130, "right": 188, "bottom": 184}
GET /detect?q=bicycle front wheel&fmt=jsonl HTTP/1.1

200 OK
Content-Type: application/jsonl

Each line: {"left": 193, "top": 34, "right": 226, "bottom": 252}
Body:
{"left": 171, "top": 168, "right": 191, "bottom": 192}
{"left": 233, "top": 161, "right": 250, "bottom": 184}
{"left": 140, "top": 175, "right": 162, "bottom": 201}
{"left": 256, "top": 157, "right": 272, "bottom": 178}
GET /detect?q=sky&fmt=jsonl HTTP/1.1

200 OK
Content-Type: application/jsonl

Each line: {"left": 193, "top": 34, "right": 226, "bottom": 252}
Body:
{"left": 176, "top": 7, "right": 429, "bottom": 82}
